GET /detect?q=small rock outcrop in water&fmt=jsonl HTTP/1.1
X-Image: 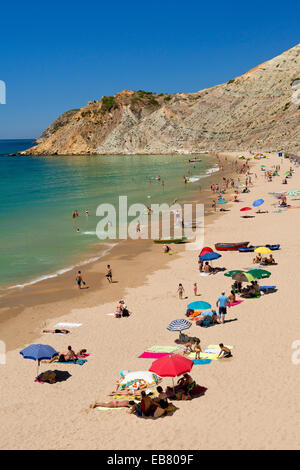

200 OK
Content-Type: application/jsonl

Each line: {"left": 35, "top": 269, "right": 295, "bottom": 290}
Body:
{"left": 21, "top": 44, "right": 300, "bottom": 155}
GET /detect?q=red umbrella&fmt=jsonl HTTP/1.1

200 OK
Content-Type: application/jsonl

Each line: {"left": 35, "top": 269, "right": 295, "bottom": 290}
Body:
{"left": 200, "top": 246, "right": 213, "bottom": 256}
{"left": 240, "top": 207, "right": 252, "bottom": 211}
{"left": 149, "top": 354, "right": 193, "bottom": 377}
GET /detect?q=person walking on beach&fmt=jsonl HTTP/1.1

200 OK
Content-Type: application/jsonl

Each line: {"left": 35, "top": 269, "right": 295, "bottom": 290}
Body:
{"left": 193, "top": 282, "right": 198, "bottom": 296}
{"left": 106, "top": 265, "right": 112, "bottom": 283}
{"left": 216, "top": 291, "right": 230, "bottom": 323}
{"left": 76, "top": 271, "right": 85, "bottom": 289}
{"left": 212, "top": 200, "right": 216, "bottom": 212}
{"left": 177, "top": 283, "right": 185, "bottom": 299}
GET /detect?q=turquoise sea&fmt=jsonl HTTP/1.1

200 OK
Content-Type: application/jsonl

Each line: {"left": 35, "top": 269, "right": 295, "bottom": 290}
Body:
{"left": 0, "top": 140, "right": 218, "bottom": 289}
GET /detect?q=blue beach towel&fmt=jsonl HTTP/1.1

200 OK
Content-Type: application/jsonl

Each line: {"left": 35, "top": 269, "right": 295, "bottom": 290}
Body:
{"left": 58, "top": 359, "right": 87, "bottom": 366}
{"left": 193, "top": 359, "right": 212, "bottom": 365}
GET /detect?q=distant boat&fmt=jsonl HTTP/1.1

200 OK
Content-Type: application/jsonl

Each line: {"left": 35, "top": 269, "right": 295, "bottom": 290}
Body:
{"left": 187, "top": 158, "right": 202, "bottom": 163}
{"left": 215, "top": 242, "right": 249, "bottom": 251}
{"left": 154, "top": 236, "right": 187, "bottom": 244}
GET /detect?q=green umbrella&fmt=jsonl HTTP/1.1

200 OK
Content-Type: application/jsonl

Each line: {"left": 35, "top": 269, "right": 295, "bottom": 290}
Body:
{"left": 247, "top": 269, "right": 271, "bottom": 279}
{"left": 232, "top": 272, "right": 255, "bottom": 283}
{"left": 224, "top": 270, "right": 244, "bottom": 277}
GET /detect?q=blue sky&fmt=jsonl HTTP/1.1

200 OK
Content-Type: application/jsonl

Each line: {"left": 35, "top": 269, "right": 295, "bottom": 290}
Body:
{"left": 0, "top": 0, "right": 299, "bottom": 139}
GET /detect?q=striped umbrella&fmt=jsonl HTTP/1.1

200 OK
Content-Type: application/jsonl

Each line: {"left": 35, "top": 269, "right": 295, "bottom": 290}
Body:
{"left": 287, "top": 190, "right": 300, "bottom": 196}
{"left": 167, "top": 319, "right": 192, "bottom": 332}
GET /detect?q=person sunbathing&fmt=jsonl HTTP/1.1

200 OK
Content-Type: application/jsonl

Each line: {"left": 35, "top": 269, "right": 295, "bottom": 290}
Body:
{"left": 43, "top": 329, "right": 70, "bottom": 334}
{"left": 90, "top": 399, "right": 136, "bottom": 409}
{"left": 228, "top": 290, "right": 236, "bottom": 304}
{"left": 263, "top": 254, "right": 275, "bottom": 265}
{"left": 48, "top": 346, "right": 78, "bottom": 363}
{"left": 253, "top": 253, "right": 262, "bottom": 264}
{"left": 176, "top": 373, "right": 196, "bottom": 397}
{"left": 155, "top": 386, "right": 169, "bottom": 409}
{"left": 140, "top": 390, "right": 158, "bottom": 416}
{"left": 196, "top": 311, "right": 218, "bottom": 327}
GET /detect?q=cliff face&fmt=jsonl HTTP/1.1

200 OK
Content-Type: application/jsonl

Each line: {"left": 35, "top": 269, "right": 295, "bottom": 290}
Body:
{"left": 22, "top": 44, "right": 300, "bottom": 156}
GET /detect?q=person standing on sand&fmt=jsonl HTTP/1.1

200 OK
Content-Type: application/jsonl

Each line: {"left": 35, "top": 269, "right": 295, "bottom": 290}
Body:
{"left": 193, "top": 282, "right": 198, "bottom": 296}
{"left": 76, "top": 271, "right": 85, "bottom": 289}
{"left": 177, "top": 283, "right": 185, "bottom": 299}
{"left": 212, "top": 200, "right": 216, "bottom": 212}
{"left": 216, "top": 291, "right": 230, "bottom": 324}
{"left": 105, "top": 265, "right": 112, "bottom": 283}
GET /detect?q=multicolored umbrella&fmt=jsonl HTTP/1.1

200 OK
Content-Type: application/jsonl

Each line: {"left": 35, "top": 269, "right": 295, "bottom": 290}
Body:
{"left": 254, "top": 246, "right": 272, "bottom": 254}
{"left": 247, "top": 269, "right": 271, "bottom": 279}
{"left": 224, "top": 270, "right": 244, "bottom": 277}
{"left": 287, "top": 190, "right": 300, "bottom": 196}
{"left": 167, "top": 319, "right": 192, "bottom": 332}
{"left": 200, "top": 252, "right": 221, "bottom": 261}
{"left": 199, "top": 246, "right": 213, "bottom": 256}
{"left": 232, "top": 272, "right": 255, "bottom": 283}
{"left": 187, "top": 301, "right": 212, "bottom": 310}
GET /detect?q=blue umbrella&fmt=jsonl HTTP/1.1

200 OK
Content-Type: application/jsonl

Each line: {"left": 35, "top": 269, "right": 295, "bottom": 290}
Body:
{"left": 20, "top": 344, "right": 58, "bottom": 375}
{"left": 253, "top": 199, "right": 264, "bottom": 207}
{"left": 187, "top": 301, "right": 212, "bottom": 310}
{"left": 216, "top": 199, "right": 227, "bottom": 204}
{"left": 200, "top": 252, "right": 221, "bottom": 261}
{"left": 167, "top": 319, "right": 192, "bottom": 332}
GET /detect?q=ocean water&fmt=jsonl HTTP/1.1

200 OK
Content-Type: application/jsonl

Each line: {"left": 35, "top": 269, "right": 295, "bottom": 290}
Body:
{"left": 0, "top": 140, "right": 218, "bottom": 289}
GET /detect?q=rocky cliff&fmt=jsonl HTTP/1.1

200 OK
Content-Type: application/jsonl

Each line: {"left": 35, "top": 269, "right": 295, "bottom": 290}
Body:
{"left": 22, "top": 44, "right": 300, "bottom": 155}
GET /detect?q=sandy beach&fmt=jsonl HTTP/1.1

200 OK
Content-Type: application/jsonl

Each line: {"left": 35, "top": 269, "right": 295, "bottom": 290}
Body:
{"left": 0, "top": 152, "right": 299, "bottom": 450}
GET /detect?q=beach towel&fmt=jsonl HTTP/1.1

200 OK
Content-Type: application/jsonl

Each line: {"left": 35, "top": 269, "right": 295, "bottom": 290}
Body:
{"left": 57, "top": 359, "right": 87, "bottom": 366}
{"left": 77, "top": 353, "right": 90, "bottom": 359}
{"left": 230, "top": 300, "right": 243, "bottom": 306}
{"left": 199, "top": 273, "right": 210, "bottom": 276}
{"left": 54, "top": 322, "right": 82, "bottom": 328}
{"left": 188, "top": 352, "right": 219, "bottom": 361}
{"left": 146, "top": 345, "right": 180, "bottom": 353}
{"left": 138, "top": 352, "right": 174, "bottom": 359}
{"left": 96, "top": 406, "right": 124, "bottom": 411}
{"left": 193, "top": 359, "right": 212, "bottom": 365}
{"left": 105, "top": 313, "right": 115, "bottom": 316}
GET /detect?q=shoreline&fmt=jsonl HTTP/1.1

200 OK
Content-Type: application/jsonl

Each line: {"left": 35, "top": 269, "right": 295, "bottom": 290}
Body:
{"left": 0, "top": 154, "right": 235, "bottom": 350}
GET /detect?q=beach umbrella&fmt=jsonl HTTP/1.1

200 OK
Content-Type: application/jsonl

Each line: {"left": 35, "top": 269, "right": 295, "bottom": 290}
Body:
{"left": 149, "top": 354, "right": 193, "bottom": 380}
{"left": 254, "top": 246, "right": 272, "bottom": 254}
{"left": 200, "top": 252, "right": 221, "bottom": 261}
{"left": 216, "top": 199, "right": 227, "bottom": 204}
{"left": 247, "top": 269, "right": 271, "bottom": 279}
{"left": 232, "top": 272, "right": 255, "bottom": 283}
{"left": 236, "top": 184, "right": 245, "bottom": 188}
{"left": 20, "top": 344, "right": 58, "bottom": 375}
{"left": 119, "top": 371, "right": 162, "bottom": 391}
{"left": 224, "top": 270, "right": 244, "bottom": 277}
{"left": 253, "top": 199, "right": 264, "bottom": 207}
{"left": 240, "top": 207, "right": 252, "bottom": 212}
{"left": 287, "top": 190, "right": 300, "bottom": 196}
{"left": 167, "top": 319, "right": 192, "bottom": 332}
{"left": 187, "top": 301, "right": 211, "bottom": 310}
{"left": 199, "top": 246, "right": 213, "bottom": 257}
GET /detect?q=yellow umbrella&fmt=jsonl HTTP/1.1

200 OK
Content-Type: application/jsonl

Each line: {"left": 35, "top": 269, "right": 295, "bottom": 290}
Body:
{"left": 254, "top": 247, "right": 272, "bottom": 254}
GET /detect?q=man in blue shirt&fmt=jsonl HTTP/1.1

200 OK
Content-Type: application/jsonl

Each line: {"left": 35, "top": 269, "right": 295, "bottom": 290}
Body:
{"left": 216, "top": 292, "right": 230, "bottom": 324}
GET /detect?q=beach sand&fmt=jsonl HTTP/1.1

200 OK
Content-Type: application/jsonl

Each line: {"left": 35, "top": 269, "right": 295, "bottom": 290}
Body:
{"left": 0, "top": 152, "right": 299, "bottom": 450}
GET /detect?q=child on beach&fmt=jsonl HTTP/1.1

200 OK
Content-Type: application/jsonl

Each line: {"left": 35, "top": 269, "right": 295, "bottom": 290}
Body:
{"left": 217, "top": 344, "right": 232, "bottom": 359}
{"left": 193, "top": 282, "right": 198, "bottom": 296}
{"left": 177, "top": 283, "right": 185, "bottom": 299}
{"left": 194, "top": 339, "right": 202, "bottom": 359}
